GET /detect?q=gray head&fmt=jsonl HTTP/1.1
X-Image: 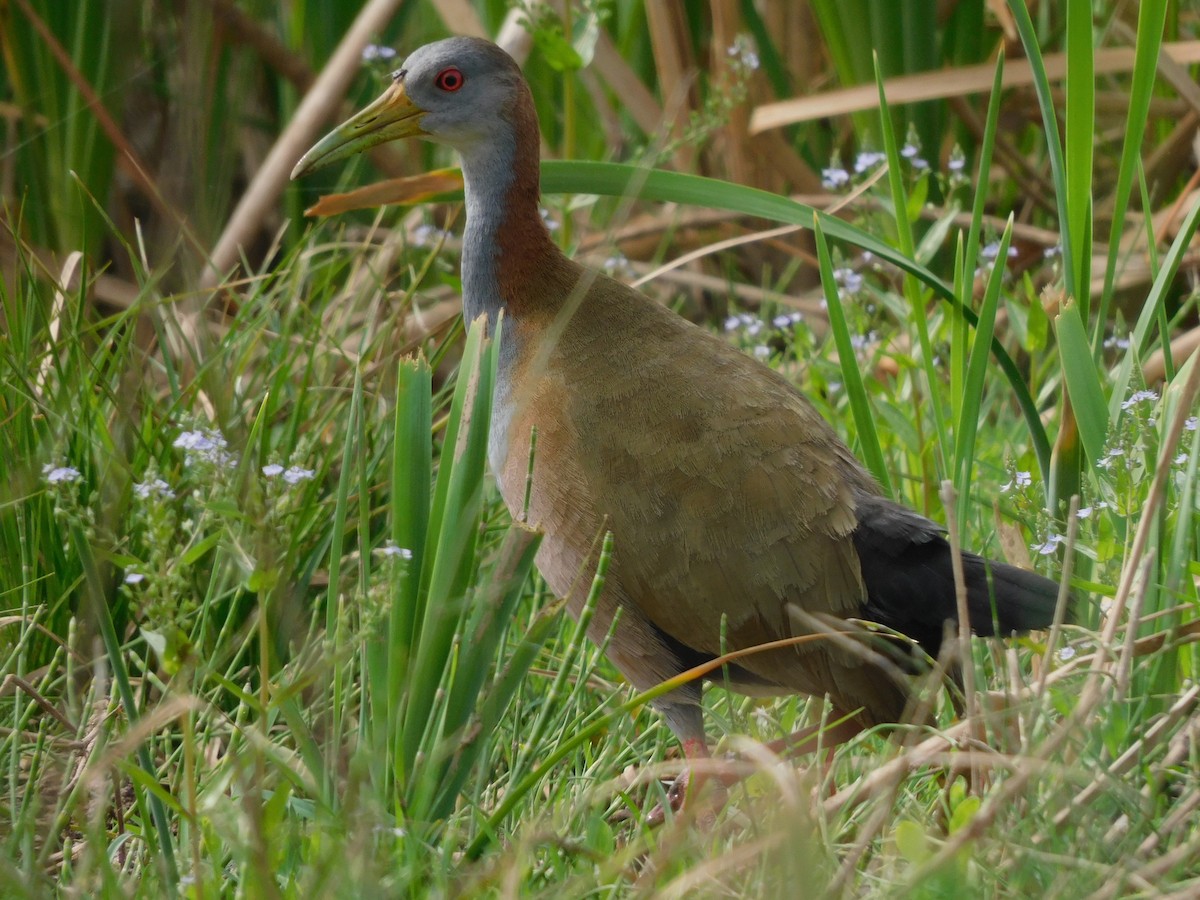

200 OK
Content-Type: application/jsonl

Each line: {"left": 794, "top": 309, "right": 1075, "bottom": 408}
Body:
{"left": 292, "top": 37, "right": 530, "bottom": 178}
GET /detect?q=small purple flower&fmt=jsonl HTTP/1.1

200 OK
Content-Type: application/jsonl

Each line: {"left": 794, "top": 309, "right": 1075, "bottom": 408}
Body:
{"left": 1120, "top": 389, "right": 1158, "bottom": 410}
{"left": 1097, "top": 447, "right": 1125, "bottom": 470}
{"left": 1001, "top": 471, "right": 1032, "bottom": 493}
{"left": 981, "top": 241, "right": 1019, "bottom": 262}
{"left": 1032, "top": 534, "right": 1064, "bottom": 555}
{"left": 134, "top": 478, "right": 175, "bottom": 500}
{"left": 282, "top": 466, "right": 315, "bottom": 485}
{"left": 1185, "top": 416, "right": 1198, "bottom": 432}
{"left": 850, "top": 331, "right": 877, "bottom": 351}
{"left": 821, "top": 167, "right": 850, "bottom": 189}
{"left": 174, "top": 429, "right": 234, "bottom": 467}
{"left": 262, "top": 464, "right": 284, "bottom": 477}
{"left": 854, "top": 151, "right": 885, "bottom": 174}
{"left": 772, "top": 312, "right": 803, "bottom": 329}
{"left": 602, "top": 253, "right": 633, "bottom": 276}
{"left": 832, "top": 267, "right": 863, "bottom": 294}
{"left": 362, "top": 44, "right": 397, "bottom": 63}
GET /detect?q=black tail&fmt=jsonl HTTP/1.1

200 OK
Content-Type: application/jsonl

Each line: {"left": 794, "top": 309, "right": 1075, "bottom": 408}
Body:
{"left": 851, "top": 493, "right": 1065, "bottom": 662}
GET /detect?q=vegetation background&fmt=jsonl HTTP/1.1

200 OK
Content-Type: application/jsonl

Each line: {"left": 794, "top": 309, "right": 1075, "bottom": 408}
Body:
{"left": 2, "top": 0, "right": 1199, "bottom": 896}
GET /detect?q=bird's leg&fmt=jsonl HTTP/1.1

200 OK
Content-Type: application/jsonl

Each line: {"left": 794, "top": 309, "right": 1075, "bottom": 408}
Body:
{"left": 628, "top": 706, "right": 862, "bottom": 827}
{"left": 638, "top": 704, "right": 736, "bottom": 828}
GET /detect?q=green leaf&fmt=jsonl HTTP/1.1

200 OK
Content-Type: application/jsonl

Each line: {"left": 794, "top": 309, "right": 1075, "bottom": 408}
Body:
{"left": 949, "top": 794, "right": 981, "bottom": 834}
{"left": 896, "top": 819, "right": 932, "bottom": 862}
{"left": 815, "top": 215, "right": 892, "bottom": 495}
{"left": 1055, "top": 301, "right": 1109, "bottom": 466}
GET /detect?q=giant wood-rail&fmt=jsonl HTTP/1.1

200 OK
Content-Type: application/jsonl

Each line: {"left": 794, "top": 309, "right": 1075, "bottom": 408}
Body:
{"left": 293, "top": 36, "right": 1063, "bottom": 821}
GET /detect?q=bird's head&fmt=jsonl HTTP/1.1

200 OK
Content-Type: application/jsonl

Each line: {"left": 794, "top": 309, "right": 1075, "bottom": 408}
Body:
{"left": 291, "top": 36, "right": 526, "bottom": 179}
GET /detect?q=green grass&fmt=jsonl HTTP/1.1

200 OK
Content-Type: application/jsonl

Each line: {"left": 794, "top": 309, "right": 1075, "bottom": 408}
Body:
{"left": 3, "top": 0, "right": 1199, "bottom": 896}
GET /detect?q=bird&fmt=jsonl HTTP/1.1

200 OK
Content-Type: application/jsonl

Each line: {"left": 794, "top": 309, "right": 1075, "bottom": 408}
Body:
{"left": 292, "top": 36, "right": 1064, "bottom": 820}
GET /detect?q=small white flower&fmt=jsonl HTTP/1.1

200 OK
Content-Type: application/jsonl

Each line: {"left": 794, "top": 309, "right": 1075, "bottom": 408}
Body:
{"left": 1075, "top": 506, "right": 1092, "bottom": 519}
{"left": 282, "top": 466, "right": 315, "bottom": 485}
{"left": 901, "top": 143, "right": 919, "bottom": 159}
{"left": 724, "top": 315, "right": 743, "bottom": 332}
{"left": 1043, "top": 244, "right": 1062, "bottom": 259}
{"left": 910, "top": 157, "right": 929, "bottom": 170}
{"left": 1058, "top": 646, "right": 1076, "bottom": 661}
{"left": 773, "top": 314, "right": 794, "bottom": 329}
{"left": 1185, "top": 416, "right": 1198, "bottom": 432}
{"left": 42, "top": 464, "right": 81, "bottom": 484}
{"left": 539, "top": 208, "right": 560, "bottom": 232}
{"left": 1103, "top": 334, "right": 1130, "bottom": 350}
{"left": 124, "top": 572, "right": 146, "bottom": 585}
{"left": 377, "top": 541, "right": 413, "bottom": 560}
{"left": 262, "top": 464, "right": 284, "bottom": 477}
{"left": 752, "top": 345, "right": 771, "bottom": 359}
{"left": 361, "top": 44, "right": 397, "bottom": 63}
{"left": 602, "top": 253, "right": 633, "bottom": 276}
{"left": 410, "top": 223, "right": 449, "bottom": 248}
{"left": 947, "top": 152, "right": 966, "bottom": 173}
{"left": 1174, "top": 452, "right": 1188, "bottom": 466}
{"left": 727, "top": 36, "right": 760, "bottom": 71}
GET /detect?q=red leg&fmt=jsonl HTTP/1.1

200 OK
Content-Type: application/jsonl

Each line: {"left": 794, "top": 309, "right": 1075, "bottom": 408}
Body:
{"left": 636, "top": 707, "right": 862, "bottom": 827}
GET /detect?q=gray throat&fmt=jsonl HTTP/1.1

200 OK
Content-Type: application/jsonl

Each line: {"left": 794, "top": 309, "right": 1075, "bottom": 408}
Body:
{"left": 458, "top": 134, "right": 518, "bottom": 329}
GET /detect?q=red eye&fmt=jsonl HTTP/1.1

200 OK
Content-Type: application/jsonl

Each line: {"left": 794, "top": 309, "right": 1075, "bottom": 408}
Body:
{"left": 435, "top": 67, "right": 464, "bottom": 92}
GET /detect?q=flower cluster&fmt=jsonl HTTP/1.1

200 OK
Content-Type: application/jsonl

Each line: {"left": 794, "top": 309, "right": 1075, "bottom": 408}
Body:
{"left": 174, "top": 429, "right": 235, "bottom": 468}
{"left": 726, "top": 35, "right": 760, "bottom": 72}
{"left": 42, "top": 464, "right": 81, "bottom": 484}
